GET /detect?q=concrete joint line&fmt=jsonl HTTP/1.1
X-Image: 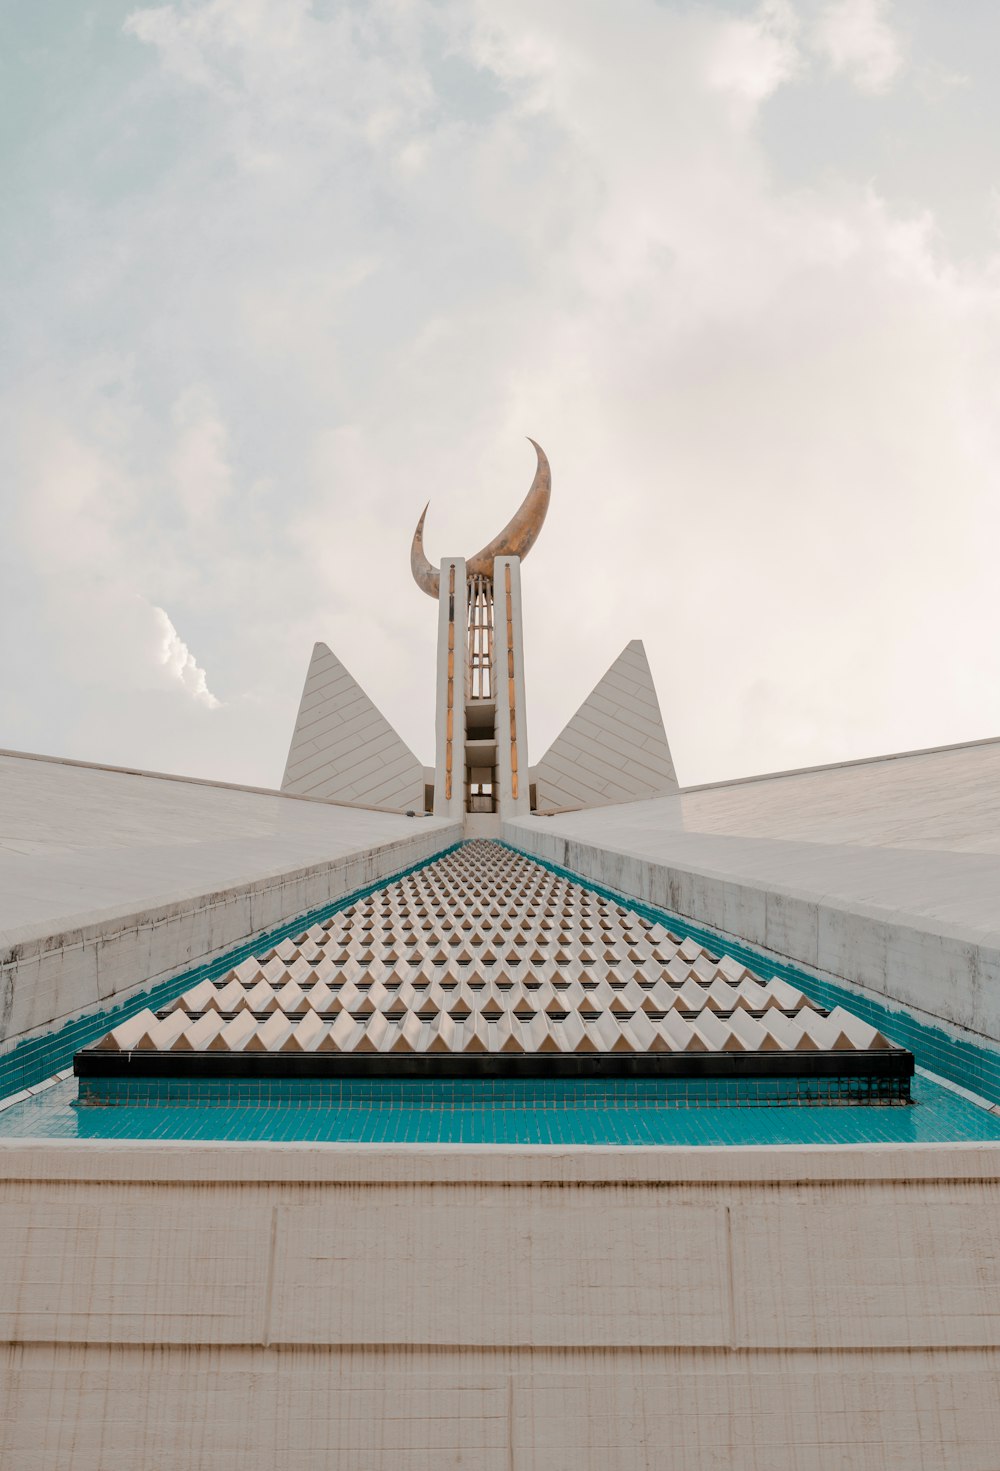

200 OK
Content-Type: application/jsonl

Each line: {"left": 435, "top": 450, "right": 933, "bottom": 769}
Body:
{"left": 262, "top": 1204, "right": 279, "bottom": 1348}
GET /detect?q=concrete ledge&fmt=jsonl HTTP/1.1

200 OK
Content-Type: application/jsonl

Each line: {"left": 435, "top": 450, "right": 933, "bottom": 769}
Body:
{"left": 1, "top": 1137, "right": 999, "bottom": 1183}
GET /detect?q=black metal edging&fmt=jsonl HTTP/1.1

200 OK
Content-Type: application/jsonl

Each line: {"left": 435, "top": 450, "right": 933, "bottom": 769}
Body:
{"left": 74, "top": 1047, "right": 913, "bottom": 1082}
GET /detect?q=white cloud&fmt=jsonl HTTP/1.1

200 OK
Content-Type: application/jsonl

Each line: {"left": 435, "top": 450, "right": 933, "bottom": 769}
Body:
{"left": 3, "top": 0, "right": 1000, "bottom": 788}
{"left": 814, "top": 0, "right": 903, "bottom": 94}
{"left": 169, "top": 386, "right": 233, "bottom": 523}
{"left": 709, "top": 0, "right": 801, "bottom": 114}
{"left": 151, "top": 605, "right": 222, "bottom": 708}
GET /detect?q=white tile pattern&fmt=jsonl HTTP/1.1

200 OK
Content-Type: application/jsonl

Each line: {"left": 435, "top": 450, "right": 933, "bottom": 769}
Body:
{"left": 281, "top": 642, "right": 425, "bottom": 812}
{"left": 92, "top": 841, "right": 892, "bottom": 1061}
{"left": 533, "top": 640, "right": 678, "bottom": 813}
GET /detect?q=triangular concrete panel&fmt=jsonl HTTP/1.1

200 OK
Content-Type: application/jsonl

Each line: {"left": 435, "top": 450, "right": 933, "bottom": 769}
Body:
{"left": 281, "top": 643, "right": 425, "bottom": 813}
{"left": 532, "top": 639, "right": 678, "bottom": 813}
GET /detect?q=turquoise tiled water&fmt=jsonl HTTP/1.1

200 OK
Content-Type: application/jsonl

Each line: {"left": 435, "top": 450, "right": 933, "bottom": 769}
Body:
{"left": 0, "top": 1071, "right": 998, "bottom": 1145}
{"left": 3, "top": 837, "right": 999, "bottom": 1147}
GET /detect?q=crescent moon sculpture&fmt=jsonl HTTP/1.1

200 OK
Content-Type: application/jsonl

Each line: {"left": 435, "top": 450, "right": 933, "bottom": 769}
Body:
{"left": 410, "top": 501, "right": 439, "bottom": 598}
{"left": 410, "top": 438, "right": 552, "bottom": 599}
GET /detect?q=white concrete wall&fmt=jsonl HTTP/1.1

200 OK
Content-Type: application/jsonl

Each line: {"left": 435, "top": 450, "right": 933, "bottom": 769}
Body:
{"left": 433, "top": 558, "right": 467, "bottom": 821}
{"left": 281, "top": 642, "right": 425, "bottom": 812}
{"left": 0, "top": 752, "right": 459, "bottom": 1050}
{"left": 494, "top": 555, "right": 530, "bottom": 818}
{"left": 532, "top": 640, "right": 678, "bottom": 813}
{"left": 1, "top": 1139, "right": 999, "bottom": 1468}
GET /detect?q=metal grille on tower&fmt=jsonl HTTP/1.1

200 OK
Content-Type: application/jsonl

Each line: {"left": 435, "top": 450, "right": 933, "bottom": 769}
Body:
{"left": 466, "top": 575, "right": 497, "bottom": 813}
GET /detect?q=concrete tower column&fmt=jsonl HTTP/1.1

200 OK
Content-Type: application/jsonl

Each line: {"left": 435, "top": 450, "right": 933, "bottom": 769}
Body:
{"left": 493, "top": 554, "right": 530, "bottom": 819}
{"left": 432, "top": 557, "right": 467, "bottom": 821}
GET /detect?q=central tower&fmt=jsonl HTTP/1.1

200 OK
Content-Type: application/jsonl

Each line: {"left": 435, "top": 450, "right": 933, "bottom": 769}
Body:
{"left": 410, "top": 440, "right": 550, "bottom": 833}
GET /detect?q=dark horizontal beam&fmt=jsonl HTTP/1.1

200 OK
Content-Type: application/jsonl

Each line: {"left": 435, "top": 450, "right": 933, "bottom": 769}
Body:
{"left": 74, "top": 1046, "right": 914, "bottom": 1082}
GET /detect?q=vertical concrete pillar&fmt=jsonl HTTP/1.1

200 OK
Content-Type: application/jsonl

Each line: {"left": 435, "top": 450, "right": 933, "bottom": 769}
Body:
{"left": 433, "top": 558, "right": 467, "bottom": 821}
{"left": 493, "top": 555, "right": 530, "bottom": 819}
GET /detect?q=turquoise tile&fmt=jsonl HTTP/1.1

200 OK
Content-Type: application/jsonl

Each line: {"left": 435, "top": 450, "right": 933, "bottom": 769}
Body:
{"left": 0, "top": 1073, "right": 998, "bottom": 1146}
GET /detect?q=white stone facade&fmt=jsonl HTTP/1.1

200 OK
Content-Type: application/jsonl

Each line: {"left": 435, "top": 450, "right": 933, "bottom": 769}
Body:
{"left": 1, "top": 1139, "right": 998, "bottom": 1469}
{"left": 532, "top": 639, "right": 679, "bottom": 813}
{"left": 281, "top": 641, "right": 425, "bottom": 812}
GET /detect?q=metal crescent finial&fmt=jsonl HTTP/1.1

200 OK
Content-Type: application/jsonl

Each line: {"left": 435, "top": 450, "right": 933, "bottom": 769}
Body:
{"left": 410, "top": 501, "right": 440, "bottom": 599}
{"left": 409, "top": 439, "right": 552, "bottom": 599}
{"left": 467, "top": 438, "right": 551, "bottom": 577}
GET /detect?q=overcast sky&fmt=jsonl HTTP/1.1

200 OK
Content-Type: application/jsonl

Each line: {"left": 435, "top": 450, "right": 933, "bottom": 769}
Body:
{"left": 2, "top": 0, "right": 999, "bottom": 790}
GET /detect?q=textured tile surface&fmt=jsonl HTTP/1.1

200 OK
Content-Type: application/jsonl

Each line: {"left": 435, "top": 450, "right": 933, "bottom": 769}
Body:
{"left": 281, "top": 641, "right": 425, "bottom": 812}
{"left": 533, "top": 640, "right": 678, "bottom": 812}
{"left": 83, "top": 840, "right": 899, "bottom": 1069}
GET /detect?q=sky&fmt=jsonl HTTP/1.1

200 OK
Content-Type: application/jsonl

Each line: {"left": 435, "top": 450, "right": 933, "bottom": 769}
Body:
{"left": 2, "top": 0, "right": 1000, "bottom": 790}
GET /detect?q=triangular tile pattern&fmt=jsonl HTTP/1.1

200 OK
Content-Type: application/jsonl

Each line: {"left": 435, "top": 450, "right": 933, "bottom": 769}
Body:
{"left": 91, "top": 841, "right": 897, "bottom": 1064}
{"left": 281, "top": 642, "right": 424, "bottom": 813}
{"left": 533, "top": 640, "right": 678, "bottom": 814}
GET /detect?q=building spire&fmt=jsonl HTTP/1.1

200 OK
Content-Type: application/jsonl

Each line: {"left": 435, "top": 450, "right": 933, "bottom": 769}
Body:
{"left": 410, "top": 438, "right": 551, "bottom": 599}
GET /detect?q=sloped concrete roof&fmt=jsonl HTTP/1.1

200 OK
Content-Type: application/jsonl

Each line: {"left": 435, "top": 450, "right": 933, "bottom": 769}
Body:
{"left": 0, "top": 749, "right": 450, "bottom": 944}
